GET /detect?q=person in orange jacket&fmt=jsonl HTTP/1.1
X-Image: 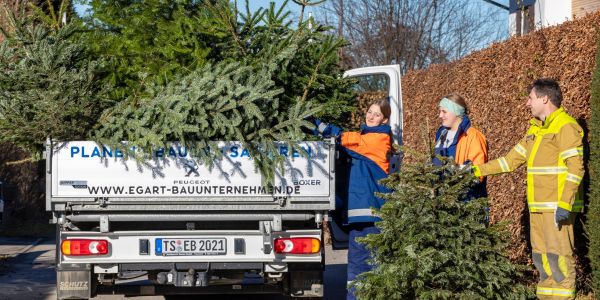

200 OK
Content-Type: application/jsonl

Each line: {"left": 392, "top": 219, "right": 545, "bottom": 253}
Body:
{"left": 313, "top": 99, "right": 392, "bottom": 300}
{"left": 434, "top": 94, "right": 488, "bottom": 199}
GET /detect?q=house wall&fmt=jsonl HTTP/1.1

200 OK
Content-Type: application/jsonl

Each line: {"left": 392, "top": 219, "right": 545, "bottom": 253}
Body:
{"left": 573, "top": 0, "right": 600, "bottom": 18}
{"left": 535, "top": 0, "right": 572, "bottom": 28}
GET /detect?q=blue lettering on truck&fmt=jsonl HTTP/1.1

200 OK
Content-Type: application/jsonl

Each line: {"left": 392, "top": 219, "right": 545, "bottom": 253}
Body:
{"left": 69, "top": 145, "right": 313, "bottom": 159}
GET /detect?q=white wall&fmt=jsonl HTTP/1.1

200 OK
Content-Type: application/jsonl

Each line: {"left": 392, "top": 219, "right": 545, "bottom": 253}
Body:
{"left": 508, "top": 13, "right": 518, "bottom": 36}
{"left": 535, "top": 0, "right": 572, "bottom": 27}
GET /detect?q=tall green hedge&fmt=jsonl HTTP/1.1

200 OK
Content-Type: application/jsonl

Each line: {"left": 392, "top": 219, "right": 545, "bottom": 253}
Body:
{"left": 587, "top": 34, "right": 600, "bottom": 297}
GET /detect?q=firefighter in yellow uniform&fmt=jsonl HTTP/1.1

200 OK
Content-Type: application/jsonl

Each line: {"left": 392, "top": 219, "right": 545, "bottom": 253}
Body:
{"left": 473, "top": 79, "right": 584, "bottom": 299}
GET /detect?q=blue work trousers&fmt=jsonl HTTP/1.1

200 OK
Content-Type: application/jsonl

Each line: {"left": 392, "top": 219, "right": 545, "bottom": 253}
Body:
{"left": 347, "top": 223, "right": 379, "bottom": 300}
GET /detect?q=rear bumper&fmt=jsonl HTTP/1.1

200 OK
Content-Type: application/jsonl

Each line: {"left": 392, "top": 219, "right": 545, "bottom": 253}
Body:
{"left": 58, "top": 229, "right": 323, "bottom": 265}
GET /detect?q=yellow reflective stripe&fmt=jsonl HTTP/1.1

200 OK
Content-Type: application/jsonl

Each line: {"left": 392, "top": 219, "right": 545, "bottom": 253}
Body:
{"left": 560, "top": 147, "right": 583, "bottom": 160}
{"left": 527, "top": 134, "right": 545, "bottom": 204}
{"left": 528, "top": 202, "right": 557, "bottom": 210}
{"left": 566, "top": 173, "right": 582, "bottom": 184}
{"left": 573, "top": 200, "right": 584, "bottom": 210}
{"left": 531, "top": 200, "right": 583, "bottom": 212}
{"left": 558, "top": 256, "right": 569, "bottom": 279}
{"left": 536, "top": 287, "right": 576, "bottom": 297}
{"left": 541, "top": 254, "right": 553, "bottom": 278}
{"left": 557, "top": 201, "right": 573, "bottom": 211}
{"left": 514, "top": 143, "right": 527, "bottom": 157}
{"left": 527, "top": 166, "right": 568, "bottom": 174}
{"left": 498, "top": 157, "right": 510, "bottom": 172}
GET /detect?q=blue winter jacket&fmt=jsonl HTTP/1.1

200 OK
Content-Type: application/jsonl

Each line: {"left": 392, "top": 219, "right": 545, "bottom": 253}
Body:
{"left": 315, "top": 120, "right": 392, "bottom": 224}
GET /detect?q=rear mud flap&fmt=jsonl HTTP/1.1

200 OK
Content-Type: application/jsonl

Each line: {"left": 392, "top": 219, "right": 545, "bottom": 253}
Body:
{"left": 57, "top": 264, "right": 93, "bottom": 300}
{"left": 328, "top": 211, "right": 349, "bottom": 250}
{"left": 290, "top": 270, "right": 323, "bottom": 298}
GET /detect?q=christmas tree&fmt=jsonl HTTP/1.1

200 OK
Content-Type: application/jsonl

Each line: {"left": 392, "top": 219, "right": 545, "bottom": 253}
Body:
{"left": 93, "top": 0, "right": 354, "bottom": 180}
{"left": 94, "top": 55, "right": 320, "bottom": 181}
{"left": 82, "top": 0, "right": 228, "bottom": 101}
{"left": 0, "top": 10, "right": 109, "bottom": 159}
{"left": 352, "top": 152, "right": 534, "bottom": 299}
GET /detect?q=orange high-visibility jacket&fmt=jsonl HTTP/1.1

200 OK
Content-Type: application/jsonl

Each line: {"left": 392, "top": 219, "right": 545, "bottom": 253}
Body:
{"left": 455, "top": 127, "right": 488, "bottom": 167}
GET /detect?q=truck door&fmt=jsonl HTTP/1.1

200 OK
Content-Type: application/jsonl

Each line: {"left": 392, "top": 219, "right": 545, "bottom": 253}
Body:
{"left": 328, "top": 65, "right": 403, "bottom": 249}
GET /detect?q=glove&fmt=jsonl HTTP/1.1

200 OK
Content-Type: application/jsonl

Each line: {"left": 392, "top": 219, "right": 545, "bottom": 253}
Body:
{"left": 462, "top": 161, "right": 480, "bottom": 184}
{"left": 554, "top": 207, "right": 570, "bottom": 228}
{"left": 313, "top": 119, "right": 342, "bottom": 138}
{"left": 471, "top": 165, "right": 482, "bottom": 178}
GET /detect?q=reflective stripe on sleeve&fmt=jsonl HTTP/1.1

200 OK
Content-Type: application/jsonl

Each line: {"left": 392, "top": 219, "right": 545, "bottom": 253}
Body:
{"left": 527, "top": 166, "right": 568, "bottom": 174}
{"left": 348, "top": 208, "right": 374, "bottom": 217}
{"left": 498, "top": 157, "right": 510, "bottom": 172}
{"left": 318, "top": 122, "right": 329, "bottom": 133}
{"left": 560, "top": 147, "right": 583, "bottom": 160}
{"left": 573, "top": 200, "right": 584, "bottom": 211}
{"left": 566, "top": 173, "right": 582, "bottom": 185}
{"left": 514, "top": 144, "right": 527, "bottom": 157}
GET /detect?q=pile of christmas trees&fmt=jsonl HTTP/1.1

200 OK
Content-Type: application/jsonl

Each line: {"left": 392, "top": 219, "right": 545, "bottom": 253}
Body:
{"left": 0, "top": 0, "right": 355, "bottom": 174}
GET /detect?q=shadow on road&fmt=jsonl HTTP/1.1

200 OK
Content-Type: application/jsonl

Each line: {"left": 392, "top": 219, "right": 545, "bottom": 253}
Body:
{"left": 0, "top": 247, "right": 56, "bottom": 299}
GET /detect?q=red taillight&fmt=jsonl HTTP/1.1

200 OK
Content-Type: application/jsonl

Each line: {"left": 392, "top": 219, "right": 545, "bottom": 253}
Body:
{"left": 61, "top": 239, "right": 109, "bottom": 256}
{"left": 274, "top": 238, "right": 321, "bottom": 254}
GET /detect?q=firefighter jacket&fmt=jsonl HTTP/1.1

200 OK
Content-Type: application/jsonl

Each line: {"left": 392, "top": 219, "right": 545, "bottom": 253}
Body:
{"left": 475, "top": 107, "right": 584, "bottom": 213}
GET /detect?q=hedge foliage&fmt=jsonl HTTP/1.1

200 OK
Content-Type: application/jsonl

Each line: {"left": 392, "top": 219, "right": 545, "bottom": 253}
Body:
{"left": 401, "top": 11, "right": 600, "bottom": 292}
{"left": 587, "top": 28, "right": 600, "bottom": 297}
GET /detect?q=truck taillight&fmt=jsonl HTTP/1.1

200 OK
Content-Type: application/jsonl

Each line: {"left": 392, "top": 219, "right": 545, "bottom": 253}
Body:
{"left": 61, "top": 239, "right": 109, "bottom": 256}
{"left": 274, "top": 238, "right": 320, "bottom": 254}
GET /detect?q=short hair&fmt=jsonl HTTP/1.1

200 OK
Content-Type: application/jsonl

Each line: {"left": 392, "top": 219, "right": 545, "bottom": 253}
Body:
{"left": 370, "top": 98, "right": 392, "bottom": 120}
{"left": 443, "top": 93, "right": 468, "bottom": 115}
{"left": 528, "top": 78, "right": 563, "bottom": 107}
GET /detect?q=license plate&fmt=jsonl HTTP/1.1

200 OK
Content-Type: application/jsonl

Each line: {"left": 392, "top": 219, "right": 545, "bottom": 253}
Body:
{"left": 155, "top": 238, "right": 226, "bottom": 256}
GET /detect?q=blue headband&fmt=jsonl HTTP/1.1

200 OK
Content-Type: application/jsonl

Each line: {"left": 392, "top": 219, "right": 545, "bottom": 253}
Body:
{"left": 439, "top": 97, "right": 465, "bottom": 117}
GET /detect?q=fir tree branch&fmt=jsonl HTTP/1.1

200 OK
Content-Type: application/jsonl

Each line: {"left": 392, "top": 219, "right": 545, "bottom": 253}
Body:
{"left": 4, "top": 157, "right": 33, "bottom": 165}
{"left": 207, "top": 0, "right": 246, "bottom": 56}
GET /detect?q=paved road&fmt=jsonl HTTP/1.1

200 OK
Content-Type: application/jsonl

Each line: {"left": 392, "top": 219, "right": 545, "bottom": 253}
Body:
{"left": 0, "top": 237, "right": 347, "bottom": 300}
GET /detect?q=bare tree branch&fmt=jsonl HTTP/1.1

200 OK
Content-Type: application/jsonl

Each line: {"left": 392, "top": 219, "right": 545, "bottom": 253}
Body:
{"left": 316, "top": 0, "right": 506, "bottom": 73}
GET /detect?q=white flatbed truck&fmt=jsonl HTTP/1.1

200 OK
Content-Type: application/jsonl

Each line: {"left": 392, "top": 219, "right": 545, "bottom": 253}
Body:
{"left": 47, "top": 65, "right": 402, "bottom": 299}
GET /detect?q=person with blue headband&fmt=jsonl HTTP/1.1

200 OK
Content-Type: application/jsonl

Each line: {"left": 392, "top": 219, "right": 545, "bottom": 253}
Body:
{"left": 434, "top": 94, "right": 488, "bottom": 199}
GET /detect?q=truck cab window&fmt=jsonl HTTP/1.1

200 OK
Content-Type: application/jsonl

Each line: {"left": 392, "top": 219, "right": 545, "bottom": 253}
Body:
{"left": 350, "top": 74, "right": 390, "bottom": 127}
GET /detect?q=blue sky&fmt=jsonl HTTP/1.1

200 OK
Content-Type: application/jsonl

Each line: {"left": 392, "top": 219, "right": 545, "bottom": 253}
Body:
{"left": 74, "top": 1, "right": 315, "bottom": 18}
{"left": 245, "top": 0, "right": 315, "bottom": 15}
{"left": 74, "top": 1, "right": 507, "bottom": 26}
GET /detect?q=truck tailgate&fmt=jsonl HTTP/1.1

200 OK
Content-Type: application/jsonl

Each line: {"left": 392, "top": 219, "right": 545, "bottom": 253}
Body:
{"left": 47, "top": 140, "right": 334, "bottom": 211}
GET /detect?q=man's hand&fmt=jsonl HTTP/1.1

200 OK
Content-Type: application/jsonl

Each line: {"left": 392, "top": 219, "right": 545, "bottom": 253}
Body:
{"left": 554, "top": 207, "right": 570, "bottom": 228}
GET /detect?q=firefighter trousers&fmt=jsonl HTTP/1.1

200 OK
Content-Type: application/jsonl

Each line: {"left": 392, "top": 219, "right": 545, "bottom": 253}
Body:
{"left": 530, "top": 212, "right": 576, "bottom": 299}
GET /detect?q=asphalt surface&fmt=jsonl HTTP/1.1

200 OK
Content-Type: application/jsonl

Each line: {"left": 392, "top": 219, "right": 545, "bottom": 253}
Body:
{"left": 0, "top": 237, "right": 347, "bottom": 300}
